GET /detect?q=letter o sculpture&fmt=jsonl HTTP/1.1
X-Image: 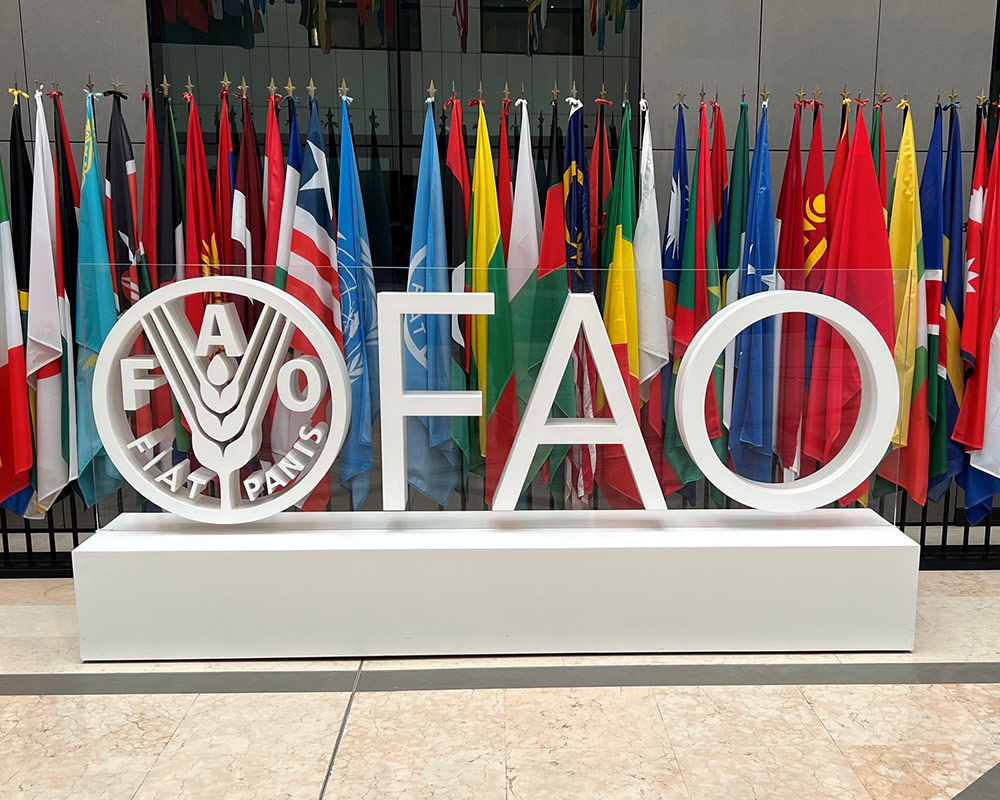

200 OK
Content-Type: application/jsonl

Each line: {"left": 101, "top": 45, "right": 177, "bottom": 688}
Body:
{"left": 675, "top": 290, "right": 899, "bottom": 512}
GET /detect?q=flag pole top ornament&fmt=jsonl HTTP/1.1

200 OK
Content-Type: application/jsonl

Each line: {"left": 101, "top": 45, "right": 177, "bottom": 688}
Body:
{"left": 978, "top": 88, "right": 988, "bottom": 107}
{"left": 699, "top": 85, "right": 706, "bottom": 104}
{"left": 48, "top": 80, "right": 61, "bottom": 97}
{"left": 520, "top": 81, "right": 526, "bottom": 99}
{"left": 93, "top": 277, "right": 351, "bottom": 525}
{"left": 478, "top": 79, "right": 484, "bottom": 102}
{"left": 219, "top": 71, "right": 231, "bottom": 95}
{"left": 760, "top": 84, "right": 769, "bottom": 104}
{"left": 160, "top": 75, "right": 170, "bottom": 97}
{"left": 795, "top": 86, "right": 805, "bottom": 104}
{"left": 948, "top": 87, "right": 960, "bottom": 107}
{"left": 308, "top": 77, "right": 318, "bottom": 99}
{"left": 185, "top": 75, "right": 195, "bottom": 95}
{"left": 238, "top": 76, "right": 249, "bottom": 99}
{"left": 841, "top": 83, "right": 851, "bottom": 104}
{"left": 284, "top": 77, "right": 295, "bottom": 97}
{"left": 676, "top": 88, "right": 686, "bottom": 105}
{"left": 875, "top": 86, "right": 889, "bottom": 107}
{"left": 107, "top": 76, "right": 125, "bottom": 99}
{"left": 427, "top": 79, "right": 437, "bottom": 100}
{"left": 571, "top": 80, "right": 578, "bottom": 100}
{"left": 8, "top": 82, "right": 26, "bottom": 107}
{"left": 267, "top": 77, "right": 278, "bottom": 98}
{"left": 741, "top": 85, "right": 746, "bottom": 103}
{"left": 502, "top": 80, "right": 510, "bottom": 101}
{"left": 551, "top": 81, "right": 559, "bottom": 103}
{"left": 600, "top": 82, "right": 608, "bottom": 101}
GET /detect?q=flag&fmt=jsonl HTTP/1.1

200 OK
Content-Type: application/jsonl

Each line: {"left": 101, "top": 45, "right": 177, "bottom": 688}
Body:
{"left": 141, "top": 89, "right": 160, "bottom": 287}
{"left": 26, "top": 89, "right": 77, "bottom": 516}
{"left": 497, "top": 98, "right": 513, "bottom": 261}
{"left": 875, "top": 106, "right": 929, "bottom": 505}
{"left": 803, "top": 110, "right": 895, "bottom": 494}
{"left": 595, "top": 99, "right": 641, "bottom": 505}
{"left": 231, "top": 93, "right": 264, "bottom": 278}
{"left": 274, "top": 95, "right": 303, "bottom": 290}
{"left": 564, "top": 99, "right": 598, "bottom": 508}
{"left": 51, "top": 90, "right": 79, "bottom": 334}
{"left": 361, "top": 110, "right": 392, "bottom": 270}
{"left": 954, "top": 120, "right": 1000, "bottom": 524}
{"left": 776, "top": 101, "right": 806, "bottom": 479}
{"left": 928, "top": 103, "right": 965, "bottom": 502}
{"left": 870, "top": 99, "right": 889, "bottom": 217}
{"left": 76, "top": 91, "right": 124, "bottom": 507}
{"left": 589, "top": 99, "right": 612, "bottom": 272}
{"left": 730, "top": 101, "right": 778, "bottom": 481}
{"left": 721, "top": 100, "right": 749, "bottom": 429}
{"left": 710, "top": 101, "right": 729, "bottom": 279}
{"left": 285, "top": 95, "right": 340, "bottom": 509}
{"left": 2, "top": 94, "right": 35, "bottom": 515}
{"left": 922, "top": 107, "right": 949, "bottom": 500}
{"left": 661, "top": 101, "right": 688, "bottom": 410}
{"left": 635, "top": 99, "right": 677, "bottom": 498}
{"left": 468, "top": 102, "right": 518, "bottom": 507}
{"left": 664, "top": 103, "right": 725, "bottom": 485}
{"left": 445, "top": 96, "right": 472, "bottom": 484}
{"left": 509, "top": 96, "right": 571, "bottom": 497}
{"left": 0, "top": 137, "right": 32, "bottom": 504}
{"left": 826, "top": 95, "right": 851, "bottom": 239}
{"left": 405, "top": 98, "right": 458, "bottom": 506}
{"left": 452, "top": 0, "right": 468, "bottom": 52}
{"left": 336, "top": 94, "right": 380, "bottom": 509}
{"left": 156, "top": 90, "right": 184, "bottom": 290}
{"left": 106, "top": 92, "right": 150, "bottom": 310}
{"left": 183, "top": 90, "right": 221, "bottom": 327}
{"left": 215, "top": 87, "right": 235, "bottom": 268}
{"left": 263, "top": 90, "right": 285, "bottom": 275}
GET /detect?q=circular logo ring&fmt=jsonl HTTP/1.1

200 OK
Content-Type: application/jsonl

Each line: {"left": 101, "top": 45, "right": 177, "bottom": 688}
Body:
{"left": 675, "top": 290, "right": 899, "bottom": 512}
{"left": 93, "top": 277, "right": 351, "bottom": 524}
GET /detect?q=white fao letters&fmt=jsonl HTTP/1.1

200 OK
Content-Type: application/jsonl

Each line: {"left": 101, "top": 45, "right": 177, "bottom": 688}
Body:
{"left": 94, "top": 278, "right": 898, "bottom": 524}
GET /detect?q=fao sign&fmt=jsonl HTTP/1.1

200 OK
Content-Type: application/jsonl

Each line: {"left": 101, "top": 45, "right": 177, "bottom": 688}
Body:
{"left": 94, "top": 277, "right": 898, "bottom": 524}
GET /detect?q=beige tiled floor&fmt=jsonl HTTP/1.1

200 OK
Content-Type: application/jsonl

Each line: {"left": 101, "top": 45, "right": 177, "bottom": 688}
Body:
{"left": 1, "top": 573, "right": 1000, "bottom": 798}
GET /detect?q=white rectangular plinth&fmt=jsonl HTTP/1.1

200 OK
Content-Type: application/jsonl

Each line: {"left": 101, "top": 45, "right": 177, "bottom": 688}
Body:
{"left": 73, "top": 509, "right": 919, "bottom": 661}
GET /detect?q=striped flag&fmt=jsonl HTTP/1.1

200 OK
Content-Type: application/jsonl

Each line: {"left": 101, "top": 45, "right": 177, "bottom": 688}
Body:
{"left": 497, "top": 98, "right": 513, "bottom": 261}
{"left": 263, "top": 91, "right": 285, "bottom": 275}
{"left": 286, "top": 95, "right": 340, "bottom": 510}
{"left": 2, "top": 94, "right": 36, "bottom": 516}
{"left": 923, "top": 107, "right": 948, "bottom": 499}
{"left": 954, "top": 118, "right": 1000, "bottom": 523}
{"left": 876, "top": 106, "right": 929, "bottom": 505}
{"left": 26, "top": 89, "right": 77, "bottom": 517}
{"left": 141, "top": 89, "right": 160, "bottom": 288}
{"left": 589, "top": 100, "right": 612, "bottom": 276}
{"left": 468, "top": 102, "right": 518, "bottom": 507}
{"left": 664, "top": 102, "right": 725, "bottom": 486}
{"left": 76, "top": 91, "right": 124, "bottom": 507}
{"left": 156, "top": 90, "right": 184, "bottom": 290}
{"left": 274, "top": 95, "right": 303, "bottom": 290}
{"left": 336, "top": 93, "right": 380, "bottom": 509}
{"left": 595, "top": 99, "right": 641, "bottom": 506}
{"left": 215, "top": 87, "right": 235, "bottom": 268}
{"left": 405, "top": 98, "right": 459, "bottom": 506}
{"left": 231, "top": 93, "right": 264, "bottom": 279}
{"left": 183, "top": 91, "right": 221, "bottom": 327}
{"left": 661, "top": 101, "right": 688, "bottom": 427}
{"left": 870, "top": 100, "right": 889, "bottom": 217}
{"left": 0, "top": 135, "right": 32, "bottom": 505}
{"left": 928, "top": 103, "right": 966, "bottom": 501}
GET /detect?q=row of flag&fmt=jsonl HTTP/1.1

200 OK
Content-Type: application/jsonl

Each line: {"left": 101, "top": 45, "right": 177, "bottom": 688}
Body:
{"left": 2, "top": 76, "right": 1000, "bottom": 522}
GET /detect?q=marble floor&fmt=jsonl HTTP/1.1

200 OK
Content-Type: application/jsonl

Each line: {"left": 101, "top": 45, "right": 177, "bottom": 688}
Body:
{"left": 0, "top": 571, "right": 999, "bottom": 798}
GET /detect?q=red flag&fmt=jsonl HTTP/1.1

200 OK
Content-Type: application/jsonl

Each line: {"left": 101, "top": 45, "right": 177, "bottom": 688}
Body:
{"left": 215, "top": 86, "right": 234, "bottom": 268}
{"left": 776, "top": 102, "right": 805, "bottom": 476}
{"left": 184, "top": 91, "right": 220, "bottom": 327}
{"left": 262, "top": 91, "right": 285, "bottom": 279}
{"left": 231, "top": 94, "right": 264, "bottom": 328}
{"left": 826, "top": 97, "right": 851, "bottom": 238}
{"left": 497, "top": 98, "right": 513, "bottom": 261}
{"left": 589, "top": 100, "right": 612, "bottom": 272}
{"left": 803, "top": 111, "right": 895, "bottom": 495}
{"left": 709, "top": 101, "right": 727, "bottom": 235}
{"left": 954, "top": 121, "right": 998, "bottom": 451}
{"left": 141, "top": 89, "right": 161, "bottom": 286}
{"left": 803, "top": 104, "right": 828, "bottom": 294}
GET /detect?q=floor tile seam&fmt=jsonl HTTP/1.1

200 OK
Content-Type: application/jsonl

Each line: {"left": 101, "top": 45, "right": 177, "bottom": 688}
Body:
{"left": 126, "top": 691, "right": 201, "bottom": 800}
{"left": 648, "top": 692, "right": 692, "bottom": 798}
{"left": 317, "top": 659, "right": 363, "bottom": 800}
{"left": 938, "top": 683, "right": 1000, "bottom": 745}
{"left": 795, "top": 684, "right": 877, "bottom": 800}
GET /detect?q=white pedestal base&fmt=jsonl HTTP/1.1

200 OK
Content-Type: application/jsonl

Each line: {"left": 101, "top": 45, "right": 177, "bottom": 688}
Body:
{"left": 73, "top": 509, "right": 919, "bottom": 661}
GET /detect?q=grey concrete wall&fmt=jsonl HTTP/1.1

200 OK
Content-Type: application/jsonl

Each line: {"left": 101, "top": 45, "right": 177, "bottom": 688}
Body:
{"left": 643, "top": 0, "right": 998, "bottom": 229}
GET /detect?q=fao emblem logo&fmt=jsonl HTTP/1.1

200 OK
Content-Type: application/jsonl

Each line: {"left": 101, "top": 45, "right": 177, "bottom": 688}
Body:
{"left": 93, "top": 277, "right": 350, "bottom": 524}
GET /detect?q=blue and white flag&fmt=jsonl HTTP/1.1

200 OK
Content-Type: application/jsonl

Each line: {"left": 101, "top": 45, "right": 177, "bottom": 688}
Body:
{"left": 661, "top": 102, "right": 688, "bottom": 420}
{"left": 337, "top": 95, "right": 380, "bottom": 508}
{"left": 405, "top": 99, "right": 458, "bottom": 506}
{"left": 76, "top": 92, "right": 123, "bottom": 507}
{"left": 729, "top": 102, "right": 779, "bottom": 481}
